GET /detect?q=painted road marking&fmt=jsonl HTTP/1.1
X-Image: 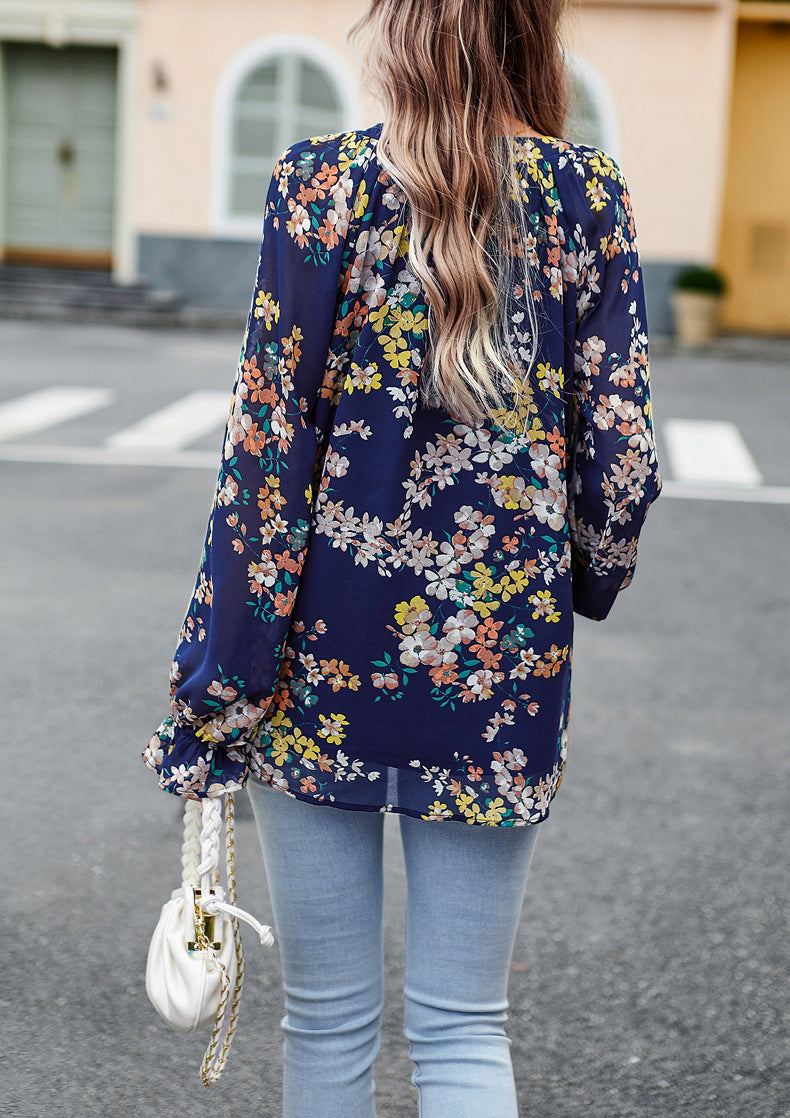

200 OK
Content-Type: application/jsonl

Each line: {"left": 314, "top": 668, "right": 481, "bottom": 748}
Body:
{"left": 0, "top": 443, "right": 218, "bottom": 469}
{"left": 0, "top": 387, "right": 113, "bottom": 442}
{"left": 105, "top": 390, "right": 229, "bottom": 451}
{"left": 0, "top": 400, "right": 787, "bottom": 505}
{"left": 663, "top": 419, "right": 763, "bottom": 488}
{"left": 0, "top": 446, "right": 788, "bottom": 505}
{"left": 659, "top": 481, "right": 790, "bottom": 505}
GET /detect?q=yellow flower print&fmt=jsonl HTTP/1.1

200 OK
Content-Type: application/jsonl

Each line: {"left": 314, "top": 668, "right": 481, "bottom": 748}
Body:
{"left": 383, "top": 305, "right": 408, "bottom": 340}
{"left": 471, "top": 563, "right": 496, "bottom": 594}
{"left": 254, "top": 291, "right": 280, "bottom": 329}
{"left": 491, "top": 476, "right": 534, "bottom": 512}
{"left": 470, "top": 563, "right": 500, "bottom": 618}
{"left": 489, "top": 384, "right": 537, "bottom": 431}
{"left": 536, "top": 362, "right": 563, "bottom": 397}
{"left": 455, "top": 793, "right": 476, "bottom": 814}
{"left": 382, "top": 334, "right": 412, "bottom": 369}
{"left": 422, "top": 801, "right": 453, "bottom": 821}
{"left": 269, "top": 708, "right": 293, "bottom": 731}
{"left": 289, "top": 727, "right": 319, "bottom": 760}
{"left": 529, "top": 590, "right": 560, "bottom": 623}
{"left": 527, "top": 418, "right": 546, "bottom": 442}
{"left": 394, "top": 596, "right": 430, "bottom": 628}
{"left": 354, "top": 188, "right": 370, "bottom": 219}
{"left": 269, "top": 738, "right": 291, "bottom": 766}
{"left": 589, "top": 151, "right": 618, "bottom": 180}
{"left": 480, "top": 798, "right": 506, "bottom": 825}
{"left": 398, "top": 308, "right": 428, "bottom": 337}
{"left": 471, "top": 597, "right": 500, "bottom": 620}
{"left": 195, "top": 723, "right": 221, "bottom": 744}
{"left": 386, "top": 223, "right": 410, "bottom": 257}
{"left": 345, "top": 363, "right": 382, "bottom": 394}
{"left": 317, "top": 713, "right": 349, "bottom": 745}
{"left": 585, "top": 176, "right": 611, "bottom": 213}
{"left": 497, "top": 570, "right": 530, "bottom": 603}
{"left": 338, "top": 136, "right": 367, "bottom": 172}
{"left": 369, "top": 304, "right": 390, "bottom": 335}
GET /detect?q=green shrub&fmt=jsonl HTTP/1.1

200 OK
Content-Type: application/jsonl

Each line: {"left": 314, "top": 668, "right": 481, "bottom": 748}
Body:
{"left": 674, "top": 265, "right": 727, "bottom": 296}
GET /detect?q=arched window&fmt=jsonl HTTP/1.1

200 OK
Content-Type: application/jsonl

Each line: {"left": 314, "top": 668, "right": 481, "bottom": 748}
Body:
{"left": 564, "top": 54, "right": 620, "bottom": 158}
{"left": 213, "top": 36, "right": 356, "bottom": 237}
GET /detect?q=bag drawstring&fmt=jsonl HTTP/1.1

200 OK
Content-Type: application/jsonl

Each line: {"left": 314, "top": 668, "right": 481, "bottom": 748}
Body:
{"left": 201, "top": 897, "right": 274, "bottom": 947}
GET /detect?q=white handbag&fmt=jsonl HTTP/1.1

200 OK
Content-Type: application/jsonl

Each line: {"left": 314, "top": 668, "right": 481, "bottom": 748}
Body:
{"left": 146, "top": 794, "right": 274, "bottom": 1084}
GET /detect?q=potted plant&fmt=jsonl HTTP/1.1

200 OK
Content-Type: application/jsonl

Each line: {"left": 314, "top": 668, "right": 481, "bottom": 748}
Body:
{"left": 672, "top": 264, "right": 728, "bottom": 347}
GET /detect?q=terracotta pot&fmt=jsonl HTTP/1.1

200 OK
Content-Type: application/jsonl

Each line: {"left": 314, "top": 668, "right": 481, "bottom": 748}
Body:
{"left": 672, "top": 290, "right": 723, "bottom": 347}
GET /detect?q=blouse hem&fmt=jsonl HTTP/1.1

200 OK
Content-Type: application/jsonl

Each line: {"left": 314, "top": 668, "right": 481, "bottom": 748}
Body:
{"left": 247, "top": 771, "right": 553, "bottom": 828}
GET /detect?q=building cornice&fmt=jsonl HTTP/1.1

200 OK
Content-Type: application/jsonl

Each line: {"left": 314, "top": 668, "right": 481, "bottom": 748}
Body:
{"left": 0, "top": 1, "right": 138, "bottom": 42}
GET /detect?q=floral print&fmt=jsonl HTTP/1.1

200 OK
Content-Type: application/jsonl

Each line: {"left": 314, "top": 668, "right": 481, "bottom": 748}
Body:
{"left": 143, "top": 124, "right": 661, "bottom": 825}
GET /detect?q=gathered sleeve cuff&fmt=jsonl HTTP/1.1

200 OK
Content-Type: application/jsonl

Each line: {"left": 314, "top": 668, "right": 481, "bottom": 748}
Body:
{"left": 143, "top": 717, "right": 250, "bottom": 798}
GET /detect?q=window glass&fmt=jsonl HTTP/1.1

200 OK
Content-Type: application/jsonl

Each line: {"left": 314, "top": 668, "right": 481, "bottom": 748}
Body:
{"left": 229, "top": 53, "right": 344, "bottom": 220}
{"left": 299, "top": 60, "right": 337, "bottom": 110}
{"left": 234, "top": 116, "right": 277, "bottom": 160}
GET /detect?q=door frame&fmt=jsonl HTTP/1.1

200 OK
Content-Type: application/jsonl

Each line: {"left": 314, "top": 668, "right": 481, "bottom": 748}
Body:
{"left": 0, "top": 0, "right": 139, "bottom": 283}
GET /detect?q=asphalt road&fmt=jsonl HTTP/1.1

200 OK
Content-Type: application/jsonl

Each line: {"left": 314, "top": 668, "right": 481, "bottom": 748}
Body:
{"left": 1, "top": 319, "right": 788, "bottom": 1118}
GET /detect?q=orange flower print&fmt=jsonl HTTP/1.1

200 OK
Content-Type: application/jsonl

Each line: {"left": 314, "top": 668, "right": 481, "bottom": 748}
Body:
{"left": 429, "top": 663, "right": 458, "bottom": 687}
{"left": 274, "top": 590, "right": 296, "bottom": 617}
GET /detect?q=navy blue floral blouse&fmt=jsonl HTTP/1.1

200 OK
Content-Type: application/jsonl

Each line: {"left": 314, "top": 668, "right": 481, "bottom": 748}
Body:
{"left": 143, "top": 124, "right": 661, "bottom": 826}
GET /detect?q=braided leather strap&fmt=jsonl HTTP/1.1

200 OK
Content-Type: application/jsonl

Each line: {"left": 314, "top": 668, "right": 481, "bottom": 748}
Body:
{"left": 198, "top": 794, "right": 244, "bottom": 1087}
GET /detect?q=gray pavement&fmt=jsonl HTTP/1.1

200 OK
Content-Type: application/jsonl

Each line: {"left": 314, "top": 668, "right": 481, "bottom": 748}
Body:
{"left": 1, "top": 319, "right": 788, "bottom": 1118}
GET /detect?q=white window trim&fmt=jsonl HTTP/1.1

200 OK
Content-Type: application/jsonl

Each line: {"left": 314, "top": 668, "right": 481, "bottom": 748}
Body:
{"left": 211, "top": 34, "right": 358, "bottom": 241}
{"left": 565, "top": 51, "right": 621, "bottom": 162}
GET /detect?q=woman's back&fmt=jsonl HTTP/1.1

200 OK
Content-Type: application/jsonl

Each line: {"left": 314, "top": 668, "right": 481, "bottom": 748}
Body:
{"left": 145, "top": 123, "right": 660, "bottom": 825}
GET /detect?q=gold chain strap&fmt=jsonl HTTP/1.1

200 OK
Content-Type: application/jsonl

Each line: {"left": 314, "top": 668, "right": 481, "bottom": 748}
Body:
{"left": 198, "top": 794, "right": 246, "bottom": 1087}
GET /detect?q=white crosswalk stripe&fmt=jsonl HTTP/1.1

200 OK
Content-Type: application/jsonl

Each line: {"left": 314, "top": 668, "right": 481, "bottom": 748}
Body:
{"left": 0, "top": 387, "right": 113, "bottom": 442}
{"left": 663, "top": 418, "right": 764, "bottom": 488}
{"left": 0, "top": 389, "right": 787, "bottom": 504}
{"left": 0, "top": 443, "right": 218, "bottom": 469}
{"left": 105, "top": 390, "right": 229, "bottom": 451}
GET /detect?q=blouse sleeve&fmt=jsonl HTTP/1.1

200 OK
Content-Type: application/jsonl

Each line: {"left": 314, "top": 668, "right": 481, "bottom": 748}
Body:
{"left": 569, "top": 155, "right": 662, "bottom": 620}
{"left": 143, "top": 135, "right": 368, "bottom": 797}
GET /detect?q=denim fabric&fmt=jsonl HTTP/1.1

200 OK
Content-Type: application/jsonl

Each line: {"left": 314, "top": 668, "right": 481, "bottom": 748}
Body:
{"left": 248, "top": 779, "right": 539, "bottom": 1118}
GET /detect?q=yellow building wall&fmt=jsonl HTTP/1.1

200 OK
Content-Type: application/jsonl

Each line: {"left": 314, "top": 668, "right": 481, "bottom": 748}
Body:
{"left": 718, "top": 16, "right": 790, "bottom": 333}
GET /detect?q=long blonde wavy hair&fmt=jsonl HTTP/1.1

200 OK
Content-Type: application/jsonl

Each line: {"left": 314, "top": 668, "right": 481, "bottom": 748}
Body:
{"left": 349, "top": 0, "right": 567, "bottom": 426}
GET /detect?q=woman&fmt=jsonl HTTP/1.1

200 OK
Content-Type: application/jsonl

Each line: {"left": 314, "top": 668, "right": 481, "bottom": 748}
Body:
{"left": 144, "top": 0, "right": 661, "bottom": 1114}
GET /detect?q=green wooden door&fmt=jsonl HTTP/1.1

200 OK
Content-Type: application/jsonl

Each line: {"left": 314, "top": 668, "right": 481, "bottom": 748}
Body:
{"left": 3, "top": 43, "right": 118, "bottom": 267}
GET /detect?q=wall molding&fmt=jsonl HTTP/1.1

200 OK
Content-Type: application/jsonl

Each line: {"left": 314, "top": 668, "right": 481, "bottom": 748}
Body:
{"left": 0, "top": 1, "right": 137, "bottom": 40}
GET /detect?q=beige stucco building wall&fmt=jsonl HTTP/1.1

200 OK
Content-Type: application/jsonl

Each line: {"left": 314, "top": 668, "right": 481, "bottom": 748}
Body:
{"left": 136, "top": 0, "right": 737, "bottom": 266}
{"left": 135, "top": 0, "right": 370, "bottom": 236}
{"left": 565, "top": 0, "right": 737, "bottom": 265}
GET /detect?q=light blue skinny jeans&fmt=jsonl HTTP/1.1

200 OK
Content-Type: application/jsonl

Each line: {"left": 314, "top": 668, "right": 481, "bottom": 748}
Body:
{"left": 248, "top": 778, "right": 540, "bottom": 1118}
